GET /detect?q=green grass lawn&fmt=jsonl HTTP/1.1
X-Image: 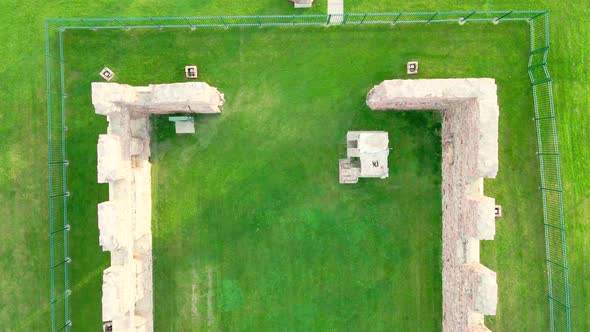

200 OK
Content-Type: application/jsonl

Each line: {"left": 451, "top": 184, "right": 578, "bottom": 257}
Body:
{"left": 1, "top": 1, "right": 588, "bottom": 331}
{"left": 60, "top": 23, "right": 545, "bottom": 330}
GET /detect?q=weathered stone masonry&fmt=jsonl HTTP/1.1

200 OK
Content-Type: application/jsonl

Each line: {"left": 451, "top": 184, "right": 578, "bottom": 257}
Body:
{"left": 367, "top": 79, "right": 499, "bottom": 332}
{"left": 92, "top": 82, "right": 224, "bottom": 332}
{"left": 91, "top": 78, "right": 497, "bottom": 331}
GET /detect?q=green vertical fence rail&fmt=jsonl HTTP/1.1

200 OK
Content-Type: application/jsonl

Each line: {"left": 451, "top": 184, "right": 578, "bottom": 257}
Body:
{"left": 46, "top": 20, "right": 72, "bottom": 332}
{"left": 45, "top": 10, "right": 570, "bottom": 331}
{"left": 527, "top": 11, "right": 572, "bottom": 332}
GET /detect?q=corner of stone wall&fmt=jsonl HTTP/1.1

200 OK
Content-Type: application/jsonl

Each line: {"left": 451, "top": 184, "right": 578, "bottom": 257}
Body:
{"left": 93, "top": 82, "right": 225, "bottom": 332}
{"left": 366, "top": 79, "right": 499, "bottom": 332}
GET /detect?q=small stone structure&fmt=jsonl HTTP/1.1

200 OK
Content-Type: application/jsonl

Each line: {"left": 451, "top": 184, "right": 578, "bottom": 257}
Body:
{"left": 367, "top": 79, "right": 499, "bottom": 332}
{"left": 92, "top": 82, "right": 224, "bottom": 332}
{"left": 407, "top": 61, "right": 419, "bottom": 75}
{"left": 290, "top": 0, "right": 313, "bottom": 8}
{"left": 494, "top": 205, "right": 502, "bottom": 218}
{"left": 185, "top": 65, "right": 198, "bottom": 79}
{"left": 339, "top": 131, "right": 389, "bottom": 184}
{"left": 100, "top": 67, "right": 115, "bottom": 81}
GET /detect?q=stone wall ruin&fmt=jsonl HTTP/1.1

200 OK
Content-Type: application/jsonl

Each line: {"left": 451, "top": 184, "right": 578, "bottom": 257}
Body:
{"left": 91, "top": 78, "right": 497, "bottom": 331}
{"left": 367, "top": 79, "right": 499, "bottom": 332}
{"left": 92, "top": 82, "right": 224, "bottom": 332}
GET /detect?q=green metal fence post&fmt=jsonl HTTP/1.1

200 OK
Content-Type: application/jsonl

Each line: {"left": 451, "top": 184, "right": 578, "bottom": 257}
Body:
{"left": 544, "top": 223, "right": 565, "bottom": 231}
{"left": 151, "top": 17, "right": 163, "bottom": 30}
{"left": 494, "top": 11, "right": 513, "bottom": 23}
{"left": 80, "top": 18, "right": 97, "bottom": 31}
{"left": 427, "top": 12, "right": 438, "bottom": 23}
{"left": 528, "top": 62, "right": 547, "bottom": 70}
{"left": 326, "top": 14, "right": 331, "bottom": 26}
{"left": 359, "top": 13, "right": 367, "bottom": 25}
{"left": 51, "top": 257, "right": 71, "bottom": 269}
{"left": 533, "top": 112, "right": 555, "bottom": 120}
{"left": 530, "top": 46, "right": 550, "bottom": 55}
{"left": 548, "top": 295, "right": 570, "bottom": 309}
{"left": 540, "top": 187, "right": 562, "bottom": 193}
{"left": 546, "top": 258, "right": 567, "bottom": 270}
{"left": 49, "top": 160, "right": 69, "bottom": 165}
{"left": 530, "top": 10, "right": 549, "bottom": 21}
{"left": 50, "top": 225, "right": 70, "bottom": 235}
{"left": 459, "top": 11, "right": 476, "bottom": 24}
{"left": 391, "top": 13, "right": 402, "bottom": 25}
{"left": 113, "top": 18, "right": 129, "bottom": 30}
{"left": 184, "top": 17, "right": 195, "bottom": 30}
{"left": 531, "top": 77, "right": 552, "bottom": 86}
{"left": 220, "top": 16, "right": 228, "bottom": 29}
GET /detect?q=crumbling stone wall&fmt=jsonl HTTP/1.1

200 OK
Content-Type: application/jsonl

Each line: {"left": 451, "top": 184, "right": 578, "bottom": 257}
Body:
{"left": 92, "top": 82, "right": 224, "bottom": 332}
{"left": 367, "top": 79, "right": 499, "bottom": 332}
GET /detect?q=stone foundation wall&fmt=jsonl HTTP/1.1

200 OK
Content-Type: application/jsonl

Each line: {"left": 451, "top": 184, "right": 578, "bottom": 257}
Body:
{"left": 367, "top": 79, "right": 499, "bottom": 332}
{"left": 92, "top": 82, "right": 224, "bottom": 332}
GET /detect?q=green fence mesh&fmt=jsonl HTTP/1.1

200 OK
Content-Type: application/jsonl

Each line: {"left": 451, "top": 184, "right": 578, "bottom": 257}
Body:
{"left": 46, "top": 20, "right": 71, "bottom": 332}
{"left": 45, "top": 10, "right": 570, "bottom": 332}
{"left": 527, "top": 12, "right": 572, "bottom": 332}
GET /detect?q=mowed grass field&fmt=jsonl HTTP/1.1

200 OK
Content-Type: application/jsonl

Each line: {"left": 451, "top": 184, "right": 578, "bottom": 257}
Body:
{"left": 61, "top": 23, "right": 545, "bottom": 331}
{"left": 0, "top": 0, "right": 588, "bottom": 331}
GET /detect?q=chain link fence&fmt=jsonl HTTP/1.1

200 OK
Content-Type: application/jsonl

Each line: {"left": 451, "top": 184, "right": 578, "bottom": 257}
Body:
{"left": 528, "top": 13, "right": 572, "bottom": 332}
{"left": 45, "top": 10, "right": 570, "bottom": 332}
{"left": 46, "top": 19, "right": 72, "bottom": 332}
